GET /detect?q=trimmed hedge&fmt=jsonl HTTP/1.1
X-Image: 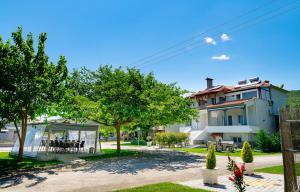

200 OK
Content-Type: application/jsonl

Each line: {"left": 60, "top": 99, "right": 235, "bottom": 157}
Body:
{"left": 155, "top": 132, "right": 189, "bottom": 148}
{"left": 241, "top": 141, "right": 253, "bottom": 163}
{"left": 206, "top": 144, "right": 216, "bottom": 169}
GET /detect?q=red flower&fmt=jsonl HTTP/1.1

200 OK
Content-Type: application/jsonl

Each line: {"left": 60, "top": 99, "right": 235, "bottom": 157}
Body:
{"left": 240, "top": 164, "right": 246, "bottom": 172}
{"left": 229, "top": 177, "right": 235, "bottom": 182}
{"left": 234, "top": 168, "right": 243, "bottom": 177}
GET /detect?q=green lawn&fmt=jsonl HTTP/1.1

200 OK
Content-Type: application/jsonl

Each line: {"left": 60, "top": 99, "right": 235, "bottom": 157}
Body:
{"left": 256, "top": 163, "right": 300, "bottom": 176}
{"left": 173, "top": 147, "right": 280, "bottom": 157}
{"left": 0, "top": 152, "right": 62, "bottom": 171}
{"left": 81, "top": 149, "right": 143, "bottom": 161}
{"left": 115, "top": 182, "right": 211, "bottom": 192}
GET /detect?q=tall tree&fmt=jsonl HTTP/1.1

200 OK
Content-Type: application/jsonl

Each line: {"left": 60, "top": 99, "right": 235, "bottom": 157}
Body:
{"left": 90, "top": 65, "right": 197, "bottom": 153}
{"left": 0, "top": 27, "right": 67, "bottom": 161}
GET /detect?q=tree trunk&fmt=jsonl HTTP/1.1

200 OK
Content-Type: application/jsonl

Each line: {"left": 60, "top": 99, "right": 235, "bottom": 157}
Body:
{"left": 115, "top": 124, "right": 121, "bottom": 153}
{"left": 17, "top": 112, "right": 28, "bottom": 162}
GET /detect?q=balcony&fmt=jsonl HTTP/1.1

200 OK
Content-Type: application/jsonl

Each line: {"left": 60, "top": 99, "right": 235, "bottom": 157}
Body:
{"left": 205, "top": 125, "right": 258, "bottom": 133}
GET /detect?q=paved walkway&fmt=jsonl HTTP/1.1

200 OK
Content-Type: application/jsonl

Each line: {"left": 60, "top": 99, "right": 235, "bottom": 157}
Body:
{"left": 179, "top": 173, "right": 284, "bottom": 192}
{"left": 0, "top": 148, "right": 283, "bottom": 192}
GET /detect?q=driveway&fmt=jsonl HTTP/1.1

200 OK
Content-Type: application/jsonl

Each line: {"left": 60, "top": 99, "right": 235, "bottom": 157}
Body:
{"left": 0, "top": 149, "right": 283, "bottom": 192}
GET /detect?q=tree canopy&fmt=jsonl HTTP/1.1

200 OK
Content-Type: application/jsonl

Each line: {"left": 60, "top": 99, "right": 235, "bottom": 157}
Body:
{"left": 59, "top": 65, "right": 197, "bottom": 152}
{"left": 0, "top": 27, "right": 68, "bottom": 161}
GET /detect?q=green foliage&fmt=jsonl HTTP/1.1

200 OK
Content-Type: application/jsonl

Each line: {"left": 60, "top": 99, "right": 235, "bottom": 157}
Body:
{"left": 0, "top": 152, "right": 61, "bottom": 171}
{"left": 81, "top": 149, "right": 142, "bottom": 161}
{"left": 254, "top": 130, "right": 281, "bottom": 152}
{"left": 155, "top": 132, "right": 189, "bottom": 147}
{"left": 241, "top": 141, "right": 253, "bottom": 163}
{"left": 61, "top": 65, "right": 197, "bottom": 153}
{"left": 100, "top": 126, "right": 115, "bottom": 138}
{"left": 115, "top": 182, "right": 211, "bottom": 192}
{"left": 0, "top": 27, "right": 67, "bottom": 161}
{"left": 206, "top": 144, "right": 216, "bottom": 169}
{"left": 130, "top": 139, "right": 147, "bottom": 146}
{"left": 287, "top": 90, "right": 300, "bottom": 108}
{"left": 256, "top": 163, "right": 300, "bottom": 176}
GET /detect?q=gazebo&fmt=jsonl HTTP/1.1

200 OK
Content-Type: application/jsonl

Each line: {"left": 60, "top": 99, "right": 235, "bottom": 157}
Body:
{"left": 11, "top": 116, "right": 100, "bottom": 161}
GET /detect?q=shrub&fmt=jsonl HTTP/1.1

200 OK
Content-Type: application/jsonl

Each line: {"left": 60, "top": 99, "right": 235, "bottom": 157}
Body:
{"left": 206, "top": 144, "right": 216, "bottom": 169}
{"left": 254, "top": 130, "right": 281, "bottom": 152}
{"left": 130, "top": 139, "right": 146, "bottom": 146}
{"left": 241, "top": 141, "right": 253, "bottom": 163}
{"left": 155, "top": 132, "right": 189, "bottom": 147}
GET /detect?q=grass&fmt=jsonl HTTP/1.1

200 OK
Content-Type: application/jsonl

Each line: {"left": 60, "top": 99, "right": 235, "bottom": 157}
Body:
{"left": 114, "top": 182, "right": 211, "bottom": 192}
{"left": 81, "top": 149, "right": 143, "bottom": 161}
{"left": 0, "top": 152, "right": 62, "bottom": 171}
{"left": 256, "top": 163, "right": 300, "bottom": 176}
{"left": 173, "top": 147, "right": 280, "bottom": 157}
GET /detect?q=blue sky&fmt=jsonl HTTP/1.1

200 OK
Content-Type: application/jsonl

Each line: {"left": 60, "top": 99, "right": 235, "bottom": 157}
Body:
{"left": 1, "top": 0, "right": 299, "bottom": 92}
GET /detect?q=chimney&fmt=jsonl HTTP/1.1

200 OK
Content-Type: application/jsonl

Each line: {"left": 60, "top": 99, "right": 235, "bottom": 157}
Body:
{"left": 206, "top": 77, "right": 213, "bottom": 89}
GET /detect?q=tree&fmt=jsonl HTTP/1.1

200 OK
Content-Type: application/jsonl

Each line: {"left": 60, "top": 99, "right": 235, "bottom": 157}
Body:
{"left": 206, "top": 144, "right": 216, "bottom": 169}
{"left": 241, "top": 141, "right": 253, "bottom": 163}
{"left": 65, "top": 66, "right": 197, "bottom": 153}
{"left": 0, "top": 27, "right": 67, "bottom": 161}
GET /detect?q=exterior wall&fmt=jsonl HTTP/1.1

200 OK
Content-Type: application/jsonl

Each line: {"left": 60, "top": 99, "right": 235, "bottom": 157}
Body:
{"left": 165, "top": 124, "right": 184, "bottom": 132}
{"left": 271, "top": 88, "right": 288, "bottom": 115}
{"left": 252, "top": 99, "right": 274, "bottom": 133}
{"left": 191, "top": 109, "right": 207, "bottom": 130}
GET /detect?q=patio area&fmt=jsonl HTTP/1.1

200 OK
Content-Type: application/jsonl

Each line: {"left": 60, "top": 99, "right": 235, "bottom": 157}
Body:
{"left": 10, "top": 117, "right": 101, "bottom": 162}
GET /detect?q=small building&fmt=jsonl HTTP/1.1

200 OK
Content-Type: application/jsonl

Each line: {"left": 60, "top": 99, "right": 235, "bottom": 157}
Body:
{"left": 168, "top": 77, "right": 288, "bottom": 146}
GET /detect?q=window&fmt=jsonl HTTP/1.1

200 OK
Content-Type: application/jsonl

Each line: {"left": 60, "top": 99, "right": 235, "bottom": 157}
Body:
{"left": 238, "top": 115, "right": 243, "bottom": 125}
{"left": 211, "top": 98, "right": 216, "bottom": 104}
{"left": 233, "top": 137, "right": 242, "bottom": 143}
{"left": 228, "top": 116, "right": 233, "bottom": 126}
{"left": 219, "top": 97, "right": 226, "bottom": 103}
{"left": 236, "top": 94, "right": 241, "bottom": 100}
{"left": 242, "top": 91, "right": 257, "bottom": 99}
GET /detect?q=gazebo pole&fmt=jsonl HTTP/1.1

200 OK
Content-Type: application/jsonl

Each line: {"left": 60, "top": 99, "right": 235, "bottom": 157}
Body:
{"left": 94, "top": 129, "right": 99, "bottom": 153}
{"left": 99, "top": 127, "right": 102, "bottom": 152}
{"left": 78, "top": 130, "right": 81, "bottom": 141}
{"left": 46, "top": 129, "right": 51, "bottom": 154}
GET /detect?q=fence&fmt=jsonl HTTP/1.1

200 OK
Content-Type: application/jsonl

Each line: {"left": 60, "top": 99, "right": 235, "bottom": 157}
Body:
{"left": 280, "top": 108, "right": 300, "bottom": 192}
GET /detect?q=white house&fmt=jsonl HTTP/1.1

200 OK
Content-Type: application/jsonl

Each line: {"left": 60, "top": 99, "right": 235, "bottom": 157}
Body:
{"left": 166, "top": 77, "right": 288, "bottom": 146}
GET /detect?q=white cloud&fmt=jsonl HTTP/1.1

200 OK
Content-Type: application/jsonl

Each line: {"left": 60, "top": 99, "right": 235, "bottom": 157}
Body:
{"left": 220, "top": 33, "right": 230, "bottom": 41}
{"left": 211, "top": 54, "right": 230, "bottom": 61}
{"left": 204, "top": 37, "right": 216, "bottom": 45}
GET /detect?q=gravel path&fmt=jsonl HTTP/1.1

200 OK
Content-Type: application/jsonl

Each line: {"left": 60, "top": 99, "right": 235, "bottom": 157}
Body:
{"left": 0, "top": 149, "right": 283, "bottom": 192}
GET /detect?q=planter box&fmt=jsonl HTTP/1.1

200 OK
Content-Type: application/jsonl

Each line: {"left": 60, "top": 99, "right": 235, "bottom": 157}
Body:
{"left": 147, "top": 141, "right": 152, "bottom": 147}
{"left": 200, "top": 167, "right": 219, "bottom": 184}
{"left": 244, "top": 162, "right": 255, "bottom": 175}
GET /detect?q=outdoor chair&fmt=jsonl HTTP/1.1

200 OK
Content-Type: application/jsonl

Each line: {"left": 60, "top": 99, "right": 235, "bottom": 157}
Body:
{"left": 79, "top": 140, "right": 85, "bottom": 152}
{"left": 54, "top": 140, "right": 59, "bottom": 152}
{"left": 59, "top": 140, "right": 65, "bottom": 152}
{"left": 75, "top": 140, "right": 80, "bottom": 152}
{"left": 50, "top": 140, "right": 55, "bottom": 152}
{"left": 39, "top": 140, "right": 47, "bottom": 151}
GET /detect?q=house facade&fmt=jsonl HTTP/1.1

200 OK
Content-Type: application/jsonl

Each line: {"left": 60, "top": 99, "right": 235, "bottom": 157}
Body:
{"left": 167, "top": 77, "right": 288, "bottom": 146}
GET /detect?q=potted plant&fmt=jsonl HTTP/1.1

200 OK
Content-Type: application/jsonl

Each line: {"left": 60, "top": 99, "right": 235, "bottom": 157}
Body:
{"left": 146, "top": 136, "right": 152, "bottom": 147}
{"left": 241, "top": 141, "right": 254, "bottom": 175}
{"left": 201, "top": 144, "right": 219, "bottom": 184}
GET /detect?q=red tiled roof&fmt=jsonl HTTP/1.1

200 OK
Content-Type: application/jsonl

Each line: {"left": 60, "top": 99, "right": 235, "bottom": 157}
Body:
{"left": 207, "top": 99, "right": 250, "bottom": 108}
{"left": 190, "top": 81, "right": 271, "bottom": 98}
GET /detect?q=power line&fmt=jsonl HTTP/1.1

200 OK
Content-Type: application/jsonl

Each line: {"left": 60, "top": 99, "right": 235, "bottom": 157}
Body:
{"left": 136, "top": 1, "right": 300, "bottom": 69}
{"left": 128, "top": 0, "right": 277, "bottom": 67}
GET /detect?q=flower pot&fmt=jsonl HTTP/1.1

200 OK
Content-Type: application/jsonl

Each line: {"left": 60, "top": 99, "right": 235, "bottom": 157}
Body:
{"left": 244, "top": 162, "right": 255, "bottom": 175}
{"left": 201, "top": 167, "right": 219, "bottom": 184}
{"left": 147, "top": 141, "right": 152, "bottom": 147}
